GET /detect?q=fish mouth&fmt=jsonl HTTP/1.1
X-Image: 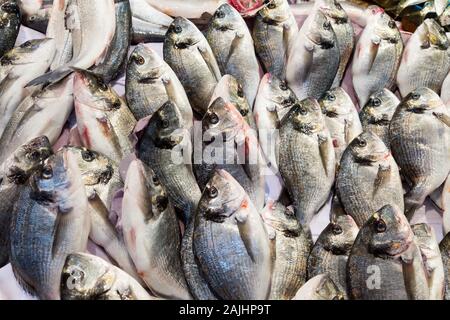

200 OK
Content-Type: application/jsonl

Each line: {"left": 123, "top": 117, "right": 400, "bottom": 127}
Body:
{"left": 99, "top": 165, "right": 114, "bottom": 184}
{"left": 174, "top": 38, "right": 201, "bottom": 49}
{"left": 370, "top": 238, "right": 412, "bottom": 258}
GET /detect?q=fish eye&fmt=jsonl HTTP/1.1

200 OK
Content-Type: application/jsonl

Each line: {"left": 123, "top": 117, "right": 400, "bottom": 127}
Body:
{"left": 174, "top": 25, "right": 182, "bottom": 34}
{"left": 374, "top": 219, "right": 387, "bottom": 233}
{"left": 161, "top": 119, "right": 170, "bottom": 128}
{"left": 155, "top": 195, "right": 169, "bottom": 211}
{"left": 152, "top": 175, "right": 160, "bottom": 185}
{"left": 27, "top": 150, "right": 41, "bottom": 161}
{"left": 208, "top": 112, "right": 219, "bottom": 124}
{"left": 267, "top": 1, "right": 276, "bottom": 9}
{"left": 388, "top": 20, "right": 396, "bottom": 29}
{"left": 326, "top": 93, "right": 336, "bottom": 101}
{"left": 240, "top": 108, "right": 249, "bottom": 117}
{"left": 29, "top": 15, "right": 37, "bottom": 22}
{"left": 41, "top": 165, "right": 53, "bottom": 179}
{"left": 332, "top": 224, "right": 343, "bottom": 235}
{"left": 335, "top": 2, "right": 343, "bottom": 10}
{"left": 440, "top": 29, "right": 446, "bottom": 35}
{"left": 323, "top": 21, "right": 331, "bottom": 30}
{"left": 237, "top": 84, "right": 245, "bottom": 98}
{"left": 21, "top": 41, "right": 32, "bottom": 48}
{"left": 134, "top": 55, "right": 145, "bottom": 65}
{"left": 372, "top": 98, "right": 382, "bottom": 107}
{"left": 411, "top": 92, "right": 420, "bottom": 100}
{"left": 81, "top": 150, "right": 95, "bottom": 162}
{"left": 112, "top": 100, "right": 121, "bottom": 109}
{"left": 357, "top": 138, "right": 367, "bottom": 147}
{"left": 97, "top": 79, "right": 108, "bottom": 91}
{"left": 279, "top": 81, "right": 288, "bottom": 91}
{"left": 215, "top": 10, "right": 225, "bottom": 18}
{"left": 208, "top": 186, "right": 218, "bottom": 198}
{"left": 298, "top": 106, "right": 308, "bottom": 115}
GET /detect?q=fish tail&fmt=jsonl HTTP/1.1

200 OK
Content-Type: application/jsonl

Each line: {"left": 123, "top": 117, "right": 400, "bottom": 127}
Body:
{"left": 26, "top": 68, "right": 73, "bottom": 87}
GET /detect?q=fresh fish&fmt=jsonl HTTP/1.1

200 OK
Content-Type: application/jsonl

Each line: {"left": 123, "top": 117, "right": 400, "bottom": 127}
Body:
{"left": 389, "top": 88, "right": 450, "bottom": 220}
{"left": 74, "top": 69, "right": 137, "bottom": 164}
{"left": 0, "top": 38, "right": 55, "bottom": 138}
{"left": 164, "top": 17, "right": 221, "bottom": 115}
{"left": 138, "top": 100, "right": 201, "bottom": 223}
{"left": 336, "top": 131, "right": 404, "bottom": 227}
{"left": 122, "top": 159, "right": 191, "bottom": 300}
{"left": 262, "top": 201, "right": 312, "bottom": 300}
{"left": 441, "top": 70, "right": 450, "bottom": 105}
{"left": 193, "top": 169, "right": 271, "bottom": 300}
{"left": 253, "top": 73, "right": 297, "bottom": 171}
{"left": 61, "top": 253, "right": 153, "bottom": 300}
{"left": 29, "top": 0, "right": 116, "bottom": 86}
{"left": 315, "top": 0, "right": 355, "bottom": 88}
{"left": 397, "top": 19, "right": 450, "bottom": 97}
{"left": 352, "top": 6, "right": 403, "bottom": 107}
{"left": 197, "top": 97, "right": 265, "bottom": 211}
{"left": 0, "top": 75, "right": 73, "bottom": 163}
{"left": 129, "top": 0, "right": 173, "bottom": 44}
{"left": 0, "top": 0, "right": 20, "bottom": 58}
{"left": 318, "top": 87, "right": 363, "bottom": 165}
{"left": 285, "top": 10, "right": 339, "bottom": 100}
{"left": 206, "top": 4, "right": 260, "bottom": 105}
{"left": 143, "top": 0, "right": 226, "bottom": 19}
{"left": 440, "top": 232, "right": 450, "bottom": 300}
{"left": 209, "top": 74, "right": 256, "bottom": 131}
{"left": 91, "top": 0, "right": 131, "bottom": 83}
{"left": 292, "top": 274, "right": 345, "bottom": 300}
{"left": 10, "top": 149, "right": 90, "bottom": 300}
{"left": 411, "top": 223, "right": 445, "bottom": 300}
{"left": 125, "top": 44, "right": 193, "bottom": 124}
{"left": 347, "top": 205, "right": 421, "bottom": 300}
{"left": 253, "top": 0, "right": 298, "bottom": 79}
{"left": 18, "top": 0, "right": 52, "bottom": 33}
{"left": 0, "top": 136, "right": 53, "bottom": 268}
{"left": 359, "top": 88, "right": 400, "bottom": 147}
{"left": 278, "top": 98, "right": 335, "bottom": 226}
{"left": 307, "top": 214, "right": 358, "bottom": 297}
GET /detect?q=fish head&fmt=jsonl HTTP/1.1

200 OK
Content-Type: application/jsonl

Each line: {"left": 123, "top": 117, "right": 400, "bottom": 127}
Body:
{"left": 368, "top": 7, "right": 401, "bottom": 43}
{"left": 198, "top": 169, "right": 247, "bottom": 222}
{"left": 61, "top": 253, "right": 116, "bottom": 300}
{"left": 347, "top": 131, "right": 389, "bottom": 164}
{"left": 210, "top": 3, "right": 242, "bottom": 32}
{"left": 3, "top": 136, "right": 53, "bottom": 185}
{"left": 73, "top": 69, "right": 123, "bottom": 112}
{"left": 203, "top": 97, "right": 246, "bottom": 143}
{"left": 258, "top": 0, "right": 291, "bottom": 24}
{"left": 145, "top": 167, "right": 170, "bottom": 218}
{"left": 128, "top": 45, "right": 164, "bottom": 82}
{"left": 146, "top": 100, "right": 186, "bottom": 149}
{"left": 215, "top": 75, "right": 252, "bottom": 119}
{"left": 360, "top": 89, "right": 399, "bottom": 126}
{"left": 306, "top": 11, "right": 336, "bottom": 49}
{"left": 316, "top": 0, "right": 348, "bottom": 24}
{"left": 312, "top": 275, "right": 345, "bottom": 300}
{"left": 63, "top": 146, "right": 114, "bottom": 190}
{"left": 1, "top": 38, "right": 55, "bottom": 66}
{"left": 422, "top": 18, "right": 449, "bottom": 50}
{"left": 261, "top": 201, "right": 302, "bottom": 237}
{"left": 166, "top": 17, "right": 202, "bottom": 49}
{"left": 260, "top": 73, "right": 297, "bottom": 113}
{"left": 400, "top": 87, "right": 444, "bottom": 114}
{"left": 367, "top": 205, "right": 414, "bottom": 257}
{"left": 0, "top": 0, "right": 20, "bottom": 26}
{"left": 319, "top": 87, "right": 354, "bottom": 119}
{"left": 322, "top": 214, "right": 359, "bottom": 255}
{"left": 284, "top": 98, "right": 324, "bottom": 135}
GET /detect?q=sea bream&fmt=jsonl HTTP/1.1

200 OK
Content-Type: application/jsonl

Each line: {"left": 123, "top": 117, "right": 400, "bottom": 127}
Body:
{"left": 0, "top": 0, "right": 21, "bottom": 58}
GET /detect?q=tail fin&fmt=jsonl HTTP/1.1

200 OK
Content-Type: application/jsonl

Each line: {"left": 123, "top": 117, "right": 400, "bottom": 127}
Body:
{"left": 26, "top": 68, "right": 73, "bottom": 87}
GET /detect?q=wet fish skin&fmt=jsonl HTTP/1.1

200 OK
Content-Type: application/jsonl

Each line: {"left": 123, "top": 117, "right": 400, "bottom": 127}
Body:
{"left": 164, "top": 17, "right": 221, "bottom": 115}
{"left": 389, "top": 87, "right": 450, "bottom": 220}
{"left": 91, "top": 0, "right": 132, "bottom": 83}
{"left": 18, "top": 0, "right": 52, "bottom": 33}
{"left": 307, "top": 214, "right": 358, "bottom": 297}
{"left": 61, "top": 253, "right": 153, "bottom": 300}
{"left": 138, "top": 100, "right": 201, "bottom": 223}
{"left": 262, "top": 201, "right": 312, "bottom": 300}
{"left": 278, "top": 98, "right": 335, "bottom": 226}
{"left": 254, "top": 73, "right": 298, "bottom": 171}
{"left": 122, "top": 159, "right": 192, "bottom": 300}
{"left": 144, "top": 0, "right": 226, "bottom": 20}
{"left": 193, "top": 169, "right": 271, "bottom": 300}
{"left": 74, "top": 69, "right": 137, "bottom": 164}
{"left": 411, "top": 223, "right": 445, "bottom": 300}
{"left": 439, "top": 232, "right": 450, "bottom": 300}
{"left": 293, "top": 274, "right": 345, "bottom": 300}
{"left": 10, "top": 150, "right": 90, "bottom": 300}
{"left": 352, "top": 6, "right": 403, "bottom": 107}
{"left": 286, "top": 10, "right": 340, "bottom": 100}
{"left": 359, "top": 88, "right": 400, "bottom": 147}
{"left": 0, "top": 0, "right": 20, "bottom": 58}
{"left": 318, "top": 87, "right": 362, "bottom": 164}
{"left": 253, "top": 0, "right": 298, "bottom": 80}
{"left": 0, "top": 136, "right": 53, "bottom": 268}
{"left": 125, "top": 44, "right": 193, "bottom": 124}
{"left": 347, "top": 205, "right": 415, "bottom": 300}
{"left": 397, "top": 18, "right": 450, "bottom": 97}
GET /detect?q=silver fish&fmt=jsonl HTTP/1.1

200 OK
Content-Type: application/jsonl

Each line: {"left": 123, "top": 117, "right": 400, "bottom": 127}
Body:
{"left": 292, "top": 274, "right": 345, "bottom": 300}
{"left": 144, "top": 0, "right": 226, "bottom": 19}
{"left": 0, "top": 0, "right": 20, "bottom": 58}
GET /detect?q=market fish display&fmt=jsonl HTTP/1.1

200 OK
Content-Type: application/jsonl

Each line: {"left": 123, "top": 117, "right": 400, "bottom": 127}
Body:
{"left": 397, "top": 19, "right": 450, "bottom": 97}
{"left": 352, "top": 6, "right": 403, "bottom": 106}
{"left": 286, "top": 9, "right": 339, "bottom": 100}
{"left": 389, "top": 88, "right": 450, "bottom": 220}
{"left": 61, "top": 253, "right": 153, "bottom": 300}
{"left": 359, "top": 88, "right": 400, "bottom": 147}
{"left": 0, "top": 0, "right": 20, "bottom": 58}
{"left": 9, "top": 149, "right": 90, "bottom": 300}
{"left": 336, "top": 131, "right": 404, "bottom": 227}
{"left": 253, "top": 0, "right": 298, "bottom": 79}
{"left": 193, "top": 170, "right": 271, "bottom": 300}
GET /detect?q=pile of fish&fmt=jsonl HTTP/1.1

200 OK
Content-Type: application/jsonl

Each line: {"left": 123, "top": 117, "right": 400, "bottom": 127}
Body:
{"left": 0, "top": 0, "right": 450, "bottom": 300}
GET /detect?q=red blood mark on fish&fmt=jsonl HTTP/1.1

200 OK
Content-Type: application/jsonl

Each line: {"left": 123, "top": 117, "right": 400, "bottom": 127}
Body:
{"left": 333, "top": 139, "right": 339, "bottom": 148}
{"left": 383, "top": 152, "right": 392, "bottom": 160}
{"left": 229, "top": 0, "right": 264, "bottom": 14}
{"left": 371, "top": 7, "right": 384, "bottom": 15}
{"left": 129, "top": 228, "right": 136, "bottom": 251}
{"left": 58, "top": 0, "right": 65, "bottom": 11}
{"left": 240, "top": 198, "right": 249, "bottom": 209}
{"left": 96, "top": 117, "right": 112, "bottom": 136}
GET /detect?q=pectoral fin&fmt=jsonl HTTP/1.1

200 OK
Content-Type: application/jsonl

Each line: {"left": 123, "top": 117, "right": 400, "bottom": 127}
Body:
{"left": 318, "top": 134, "right": 332, "bottom": 177}
{"left": 236, "top": 205, "right": 258, "bottom": 263}
{"left": 433, "top": 112, "right": 450, "bottom": 127}
{"left": 368, "top": 36, "right": 381, "bottom": 74}
{"left": 373, "top": 164, "right": 391, "bottom": 197}
{"left": 197, "top": 45, "right": 221, "bottom": 82}
{"left": 401, "top": 243, "right": 431, "bottom": 300}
